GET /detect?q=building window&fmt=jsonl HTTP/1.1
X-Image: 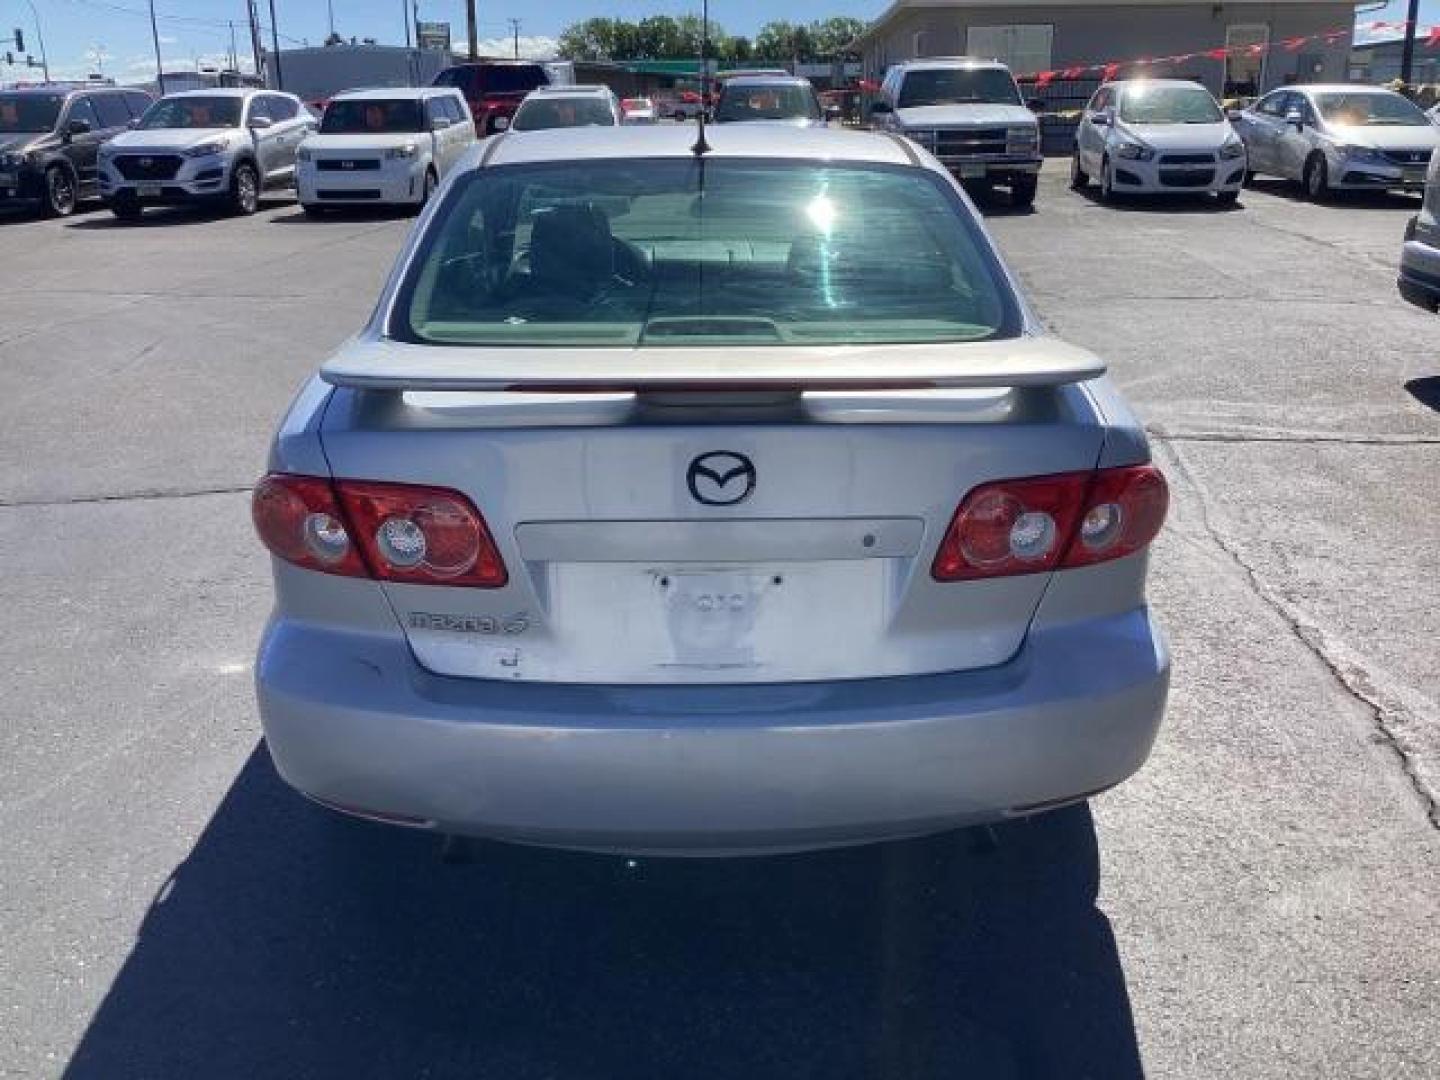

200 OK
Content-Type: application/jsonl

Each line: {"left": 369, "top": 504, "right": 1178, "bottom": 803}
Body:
{"left": 965, "top": 25, "right": 1053, "bottom": 76}
{"left": 1224, "top": 24, "right": 1269, "bottom": 98}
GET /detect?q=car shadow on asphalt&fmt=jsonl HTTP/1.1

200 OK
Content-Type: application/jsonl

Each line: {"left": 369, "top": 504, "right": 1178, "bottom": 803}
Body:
{"left": 967, "top": 187, "right": 1037, "bottom": 218}
{"left": 1072, "top": 185, "right": 1244, "bottom": 214}
{"left": 1244, "top": 177, "right": 1423, "bottom": 211}
{"left": 63, "top": 198, "right": 296, "bottom": 230}
{"left": 62, "top": 745, "right": 1144, "bottom": 1080}
{"left": 1404, "top": 376, "right": 1440, "bottom": 412}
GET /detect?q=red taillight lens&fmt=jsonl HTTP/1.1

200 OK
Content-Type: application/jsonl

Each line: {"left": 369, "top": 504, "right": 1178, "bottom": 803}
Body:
{"left": 1061, "top": 465, "right": 1169, "bottom": 568}
{"left": 335, "top": 480, "right": 508, "bottom": 587}
{"left": 931, "top": 465, "right": 1167, "bottom": 581}
{"left": 252, "top": 474, "right": 507, "bottom": 587}
{"left": 252, "top": 474, "right": 367, "bottom": 577}
{"left": 932, "top": 473, "right": 1089, "bottom": 581}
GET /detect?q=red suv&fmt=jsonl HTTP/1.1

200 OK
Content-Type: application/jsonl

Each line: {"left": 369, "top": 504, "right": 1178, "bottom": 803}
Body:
{"left": 432, "top": 62, "right": 550, "bottom": 134}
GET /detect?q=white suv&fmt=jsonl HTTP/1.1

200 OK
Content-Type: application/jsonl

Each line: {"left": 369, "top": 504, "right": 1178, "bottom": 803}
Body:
{"left": 296, "top": 88, "right": 475, "bottom": 214}
{"left": 99, "top": 89, "right": 313, "bottom": 219}
{"left": 869, "top": 58, "right": 1042, "bottom": 207}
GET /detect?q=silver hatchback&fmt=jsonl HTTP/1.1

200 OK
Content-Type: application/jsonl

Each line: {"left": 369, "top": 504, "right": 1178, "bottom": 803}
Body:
{"left": 253, "top": 125, "right": 1170, "bottom": 855}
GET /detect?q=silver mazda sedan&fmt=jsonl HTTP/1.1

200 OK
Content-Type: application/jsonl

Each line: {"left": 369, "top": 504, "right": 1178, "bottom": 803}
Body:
{"left": 253, "top": 124, "right": 1171, "bottom": 855}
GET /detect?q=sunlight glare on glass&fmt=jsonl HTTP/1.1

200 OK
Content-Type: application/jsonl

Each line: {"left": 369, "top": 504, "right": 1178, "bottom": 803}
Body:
{"left": 806, "top": 193, "right": 838, "bottom": 235}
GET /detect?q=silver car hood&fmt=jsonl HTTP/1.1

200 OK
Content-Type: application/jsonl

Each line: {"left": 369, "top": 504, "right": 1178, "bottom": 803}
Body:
{"left": 105, "top": 128, "right": 237, "bottom": 151}
{"left": 1115, "top": 121, "right": 1237, "bottom": 151}
{"left": 1325, "top": 124, "right": 1440, "bottom": 152}
{"left": 896, "top": 104, "right": 1034, "bottom": 129}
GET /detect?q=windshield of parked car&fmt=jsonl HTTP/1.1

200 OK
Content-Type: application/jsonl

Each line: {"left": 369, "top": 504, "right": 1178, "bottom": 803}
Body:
{"left": 1312, "top": 91, "right": 1429, "bottom": 127}
{"left": 715, "top": 84, "right": 821, "bottom": 122}
{"left": 0, "top": 94, "right": 62, "bottom": 133}
{"left": 512, "top": 96, "right": 615, "bottom": 131}
{"left": 137, "top": 96, "right": 242, "bottom": 129}
{"left": 321, "top": 99, "right": 425, "bottom": 134}
{"left": 1118, "top": 84, "right": 1222, "bottom": 124}
{"left": 400, "top": 159, "right": 1015, "bottom": 347}
{"left": 897, "top": 68, "right": 1021, "bottom": 108}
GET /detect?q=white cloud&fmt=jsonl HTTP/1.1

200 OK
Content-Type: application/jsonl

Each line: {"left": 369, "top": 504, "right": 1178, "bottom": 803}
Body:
{"left": 472, "top": 35, "right": 558, "bottom": 60}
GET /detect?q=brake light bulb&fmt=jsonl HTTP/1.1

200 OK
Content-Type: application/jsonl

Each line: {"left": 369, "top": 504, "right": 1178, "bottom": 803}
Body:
{"left": 1078, "top": 502, "right": 1124, "bottom": 552}
{"left": 377, "top": 516, "right": 427, "bottom": 568}
{"left": 1010, "top": 510, "right": 1057, "bottom": 561}
{"left": 303, "top": 511, "right": 351, "bottom": 564}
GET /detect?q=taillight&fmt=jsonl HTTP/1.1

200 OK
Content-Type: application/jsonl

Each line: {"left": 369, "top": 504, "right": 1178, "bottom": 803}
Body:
{"left": 931, "top": 465, "right": 1167, "bottom": 581}
{"left": 252, "top": 474, "right": 507, "bottom": 588}
{"left": 336, "top": 480, "right": 507, "bottom": 587}
{"left": 252, "top": 474, "right": 367, "bottom": 577}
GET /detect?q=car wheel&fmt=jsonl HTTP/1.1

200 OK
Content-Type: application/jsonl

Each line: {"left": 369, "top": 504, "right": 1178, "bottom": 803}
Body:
{"left": 230, "top": 161, "right": 259, "bottom": 215}
{"left": 419, "top": 168, "right": 437, "bottom": 208}
{"left": 41, "top": 165, "right": 77, "bottom": 218}
{"left": 1099, "top": 156, "right": 1116, "bottom": 203}
{"left": 1242, "top": 169, "right": 1256, "bottom": 187}
{"left": 1215, "top": 189, "right": 1240, "bottom": 207}
{"left": 1011, "top": 174, "right": 1038, "bottom": 209}
{"left": 1070, "top": 151, "right": 1089, "bottom": 190}
{"left": 109, "top": 193, "right": 142, "bottom": 221}
{"left": 1303, "top": 153, "right": 1329, "bottom": 202}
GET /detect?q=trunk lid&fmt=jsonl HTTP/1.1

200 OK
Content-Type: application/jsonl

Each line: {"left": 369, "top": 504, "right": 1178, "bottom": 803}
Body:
{"left": 320, "top": 384, "right": 1105, "bottom": 684}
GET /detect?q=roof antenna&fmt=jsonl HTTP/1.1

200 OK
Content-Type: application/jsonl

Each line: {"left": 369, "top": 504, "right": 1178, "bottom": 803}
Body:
{"left": 690, "top": 0, "right": 712, "bottom": 155}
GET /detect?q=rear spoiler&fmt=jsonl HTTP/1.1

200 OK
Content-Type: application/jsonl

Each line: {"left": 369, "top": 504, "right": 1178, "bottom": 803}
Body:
{"left": 318, "top": 336, "right": 1105, "bottom": 393}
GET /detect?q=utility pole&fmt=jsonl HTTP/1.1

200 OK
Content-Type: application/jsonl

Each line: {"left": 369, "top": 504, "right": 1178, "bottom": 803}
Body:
{"left": 1400, "top": 0, "right": 1421, "bottom": 92}
{"left": 465, "top": 0, "right": 478, "bottom": 60}
{"left": 228, "top": 21, "right": 238, "bottom": 71}
{"left": 403, "top": 0, "right": 412, "bottom": 49}
{"left": 23, "top": 1, "right": 49, "bottom": 82}
{"left": 326, "top": 0, "right": 335, "bottom": 40}
{"left": 146, "top": 0, "right": 164, "bottom": 93}
{"left": 267, "top": 0, "right": 284, "bottom": 89}
{"left": 246, "top": 0, "right": 264, "bottom": 79}
{"left": 508, "top": 18, "right": 520, "bottom": 59}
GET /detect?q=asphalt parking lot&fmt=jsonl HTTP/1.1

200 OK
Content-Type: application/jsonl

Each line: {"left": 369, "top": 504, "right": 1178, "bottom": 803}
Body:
{"left": 1, "top": 170, "right": 1437, "bottom": 1079}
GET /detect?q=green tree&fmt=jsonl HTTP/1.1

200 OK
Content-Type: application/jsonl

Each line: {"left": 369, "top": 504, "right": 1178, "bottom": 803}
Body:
{"left": 809, "top": 17, "right": 866, "bottom": 61}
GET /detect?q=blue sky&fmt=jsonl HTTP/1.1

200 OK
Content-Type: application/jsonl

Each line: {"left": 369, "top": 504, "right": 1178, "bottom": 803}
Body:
{"left": 3, "top": 0, "right": 1439, "bottom": 82}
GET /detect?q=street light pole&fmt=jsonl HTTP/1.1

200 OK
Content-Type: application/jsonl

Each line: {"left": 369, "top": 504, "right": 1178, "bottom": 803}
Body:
{"left": 465, "top": 0, "right": 478, "bottom": 61}
{"left": 267, "top": 0, "right": 284, "bottom": 90}
{"left": 23, "top": 0, "right": 49, "bottom": 82}
{"left": 147, "top": 0, "right": 165, "bottom": 95}
{"left": 1400, "top": 0, "right": 1421, "bottom": 92}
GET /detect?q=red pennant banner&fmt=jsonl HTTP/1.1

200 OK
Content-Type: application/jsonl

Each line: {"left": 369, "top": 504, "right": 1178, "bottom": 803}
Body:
{"left": 1429, "top": 27, "right": 1440, "bottom": 50}
{"left": 1035, "top": 70, "right": 1055, "bottom": 88}
{"left": 1101, "top": 63, "right": 1120, "bottom": 81}
{"left": 1204, "top": 47, "right": 1228, "bottom": 61}
{"left": 1282, "top": 37, "right": 1306, "bottom": 52}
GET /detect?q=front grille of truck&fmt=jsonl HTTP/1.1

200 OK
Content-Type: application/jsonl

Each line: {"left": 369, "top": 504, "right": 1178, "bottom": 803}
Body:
{"left": 934, "top": 128, "right": 1008, "bottom": 157}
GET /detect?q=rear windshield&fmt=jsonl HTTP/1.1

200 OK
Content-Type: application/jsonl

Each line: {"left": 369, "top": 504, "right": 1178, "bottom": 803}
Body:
{"left": 1118, "top": 85, "right": 1222, "bottom": 124}
{"left": 322, "top": 99, "right": 424, "bottom": 133}
{"left": 512, "top": 96, "right": 615, "bottom": 131}
{"left": 715, "top": 84, "right": 821, "bottom": 122}
{"left": 0, "top": 94, "right": 62, "bottom": 133}
{"left": 137, "top": 96, "right": 242, "bottom": 129}
{"left": 398, "top": 159, "right": 1015, "bottom": 347}
{"left": 1312, "top": 91, "right": 1428, "bottom": 127}
{"left": 898, "top": 68, "right": 1021, "bottom": 108}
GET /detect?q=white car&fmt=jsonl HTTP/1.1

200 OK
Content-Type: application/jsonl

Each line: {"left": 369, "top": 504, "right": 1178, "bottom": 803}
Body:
{"left": 1234, "top": 85, "right": 1439, "bottom": 200}
{"left": 505, "top": 85, "right": 622, "bottom": 132}
{"left": 296, "top": 88, "right": 475, "bottom": 214}
{"left": 1071, "top": 79, "right": 1246, "bottom": 205}
{"left": 621, "top": 97, "right": 657, "bottom": 125}
{"left": 98, "top": 89, "right": 314, "bottom": 219}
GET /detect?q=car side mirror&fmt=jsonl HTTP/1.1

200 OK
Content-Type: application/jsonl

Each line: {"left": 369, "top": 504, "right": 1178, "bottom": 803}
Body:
{"left": 67, "top": 118, "right": 92, "bottom": 135}
{"left": 1091, "top": 111, "right": 1110, "bottom": 127}
{"left": 1285, "top": 110, "right": 1304, "bottom": 130}
{"left": 491, "top": 115, "right": 510, "bottom": 132}
{"left": 1225, "top": 108, "right": 1243, "bottom": 123}
{"left": 1027, "top": 98, "right": 1046, "bottom": 113}
{"left": 431, "top": 116, "right": 451, "bottom": 130}
{"left": 869, "top": 101, "right": 893, "bottom": 116}
{"left": 248, "top": 115, "right": 273, "bottom": 130}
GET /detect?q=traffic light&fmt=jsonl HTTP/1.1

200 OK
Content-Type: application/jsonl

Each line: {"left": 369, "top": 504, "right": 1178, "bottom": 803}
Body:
{"left": 3, "top": 51, "right": 13, "bottom": 66}
{"left": 13, "top": 29, "right": 23, "bottom": 53}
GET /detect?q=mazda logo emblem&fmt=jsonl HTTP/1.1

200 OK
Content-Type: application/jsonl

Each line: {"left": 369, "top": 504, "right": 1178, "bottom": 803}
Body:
{"left": 687, "top": 451, "right": 755, "bottom": 507}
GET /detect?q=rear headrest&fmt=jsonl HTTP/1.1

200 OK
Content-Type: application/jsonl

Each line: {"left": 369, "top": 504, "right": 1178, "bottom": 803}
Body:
{"left": 530, "top": 204, "right": 615, "bottom": 294}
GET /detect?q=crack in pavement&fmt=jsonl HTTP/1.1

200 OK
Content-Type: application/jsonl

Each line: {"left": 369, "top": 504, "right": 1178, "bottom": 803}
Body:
{"left": 1160, "top": 440, "right": 1440, "bottom": 830}
{"left": 0, "top": 485, "right": 251, "bottom": 510}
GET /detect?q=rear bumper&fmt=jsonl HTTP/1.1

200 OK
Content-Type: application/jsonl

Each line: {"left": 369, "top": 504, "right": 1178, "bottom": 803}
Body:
{"left": 297, "top": 160, "right": 426, "bottom": 205}
{"left": 1399, "top": 237, "right": 1440, "bottom": 311}
{"left": 256, "top": 607, "right": 1169, "bottom": 854}
{"left": 1333, "top": 157, "right": 1428, "bottom": 191}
